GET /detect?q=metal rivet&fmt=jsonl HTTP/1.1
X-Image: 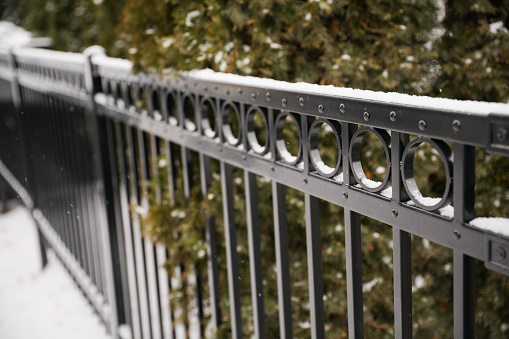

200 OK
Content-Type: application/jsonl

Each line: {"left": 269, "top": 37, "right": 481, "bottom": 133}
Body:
{"left": 251, "top": 92, "right": 257, "bottom": 100}
{"left": 303, "top": 178, "right": 308, "bottom": 184}
{"left": 453, "top": 230, "right": 461, "bottom": 240}
{"left": 238, "top": 88, "right": 243, "bottom": 94}
{"left": 391, "top": 209, "right": 398, "bottom": 218}
{"left": 266, "top": 92, "right": 271, "bottom": 101}
{"left": 343, "top": 192, "right": 348, "bottom": 199}
{"left": 242, "top": 155, "right": 247, "bottom": 161}
{"left": 299, "top": 97, "right": 305, "bottom": 106}
{"left": 496, "top": 127, "right": 507, "bottom": 142}
{"left": 339, "top": 103, "right": 346, "bottom": 113}
{"left": 318, "top": 104, "right": 324, "bottom": 113}
{"left": 281, "top": 98, "right": 287, "bottom": 107}
{"left": 419, "top": 120, "right": 427, "bottom": 131}
{"left": 390, "top": 111, "right": 397, "bottom": 121}
{"left": 363, "top": 111, "right": 370, "bottom": 121}
{"left": 495, "top": 246, "right": 507, "bottom": 260}
{"left": 452, "top": 120, "right": 461, "bottom": 132}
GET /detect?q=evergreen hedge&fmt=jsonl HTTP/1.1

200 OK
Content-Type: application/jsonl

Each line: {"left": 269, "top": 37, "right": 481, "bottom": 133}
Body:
{"left": 2, "top": 0, "right": 509, "bottom": 337}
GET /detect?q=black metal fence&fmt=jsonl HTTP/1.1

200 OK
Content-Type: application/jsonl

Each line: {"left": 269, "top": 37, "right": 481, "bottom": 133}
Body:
{"left": 0, "top": 46, "right": 508, "bottom": 339}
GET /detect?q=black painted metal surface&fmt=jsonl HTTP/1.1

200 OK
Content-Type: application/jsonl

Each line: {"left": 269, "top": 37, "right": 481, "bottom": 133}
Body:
{"left": 0, "top": 46, "right": 508, "bottom": 339}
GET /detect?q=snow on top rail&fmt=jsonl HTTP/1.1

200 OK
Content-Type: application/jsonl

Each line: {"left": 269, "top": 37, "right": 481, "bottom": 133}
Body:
{"left": 14, "top": 47, "right": 86, "bottom": 66}
{"left": 90, "top": 53, "right": 132, "bottom": 72}
{"left": 184, "top": 69, "right": 509, "bottom": 116}
{"left": 15, "top": 46, "right": 507, "bottom": 116}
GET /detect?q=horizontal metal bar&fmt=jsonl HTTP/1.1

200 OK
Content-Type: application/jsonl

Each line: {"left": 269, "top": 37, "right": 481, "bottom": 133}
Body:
{"left": 96, "top": 102, "right": 487, "bottom": 261}
{"left": 17, "top": 74, "right": 89, "bottom": 107}
{"left": 174, "top": 77, "right": 500, "bottom": 151}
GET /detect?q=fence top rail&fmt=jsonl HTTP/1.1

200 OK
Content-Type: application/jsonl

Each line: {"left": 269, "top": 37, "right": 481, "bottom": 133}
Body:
{"left": 89, "top": 49, "right": 509, "bottom": 116}
{"left": 183, "top": 69, "right": 509, "bottom": 117}
{"left": 14, "top": 47, "right": 86, "bottom": 67}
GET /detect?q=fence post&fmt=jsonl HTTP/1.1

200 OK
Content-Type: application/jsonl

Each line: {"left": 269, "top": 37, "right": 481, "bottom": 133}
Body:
{"left": 7, "top": 48, "right": 47, "bottom": 267}
{"left": 83, "top": 47, "right": 121, "bottom": 339}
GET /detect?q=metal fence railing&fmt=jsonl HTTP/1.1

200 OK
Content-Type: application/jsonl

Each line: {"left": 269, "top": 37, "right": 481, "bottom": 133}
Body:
{"left": 0, "top": 46, "right": 508, "bottom": 339}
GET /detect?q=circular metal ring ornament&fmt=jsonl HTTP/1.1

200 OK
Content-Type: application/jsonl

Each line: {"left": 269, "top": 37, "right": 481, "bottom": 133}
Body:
{"left": 349, "top": 127, "right": 392, "bottom": 192}
{"left": 222, "top": 101, "right": 242, "bottom": 146}
{"left": 308, "top": 118, "right": 342, "bottom": 177}
{"left": 182, "top": 94, "right": 197, "bottom": 132}
{"left": 200, "top": 97, "right": 217, "bottom": 138}
{"left": 275, "top": 111, "right": 302, "bottom": 166}
{"left": 246, "top": 106, "right": 269, "bottom": 155}
{"left": 401, "top": 137, "right": 453, "bottom": 211}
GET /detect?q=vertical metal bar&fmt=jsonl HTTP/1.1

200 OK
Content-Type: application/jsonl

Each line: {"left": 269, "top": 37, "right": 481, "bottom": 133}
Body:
{"left": 305, "top": 193, "right": 325, "bottom": 339}
{"left": 165, "top": 141, "right": 176, "bottom": 203}
{"left": 60, "top": 100, "right": 83, "bottom": 268}
{"left": 393, "top": 230, "right": 412, "bottom": 339}
{"left": 69, "top": 105, "right": 93, "bottom": 279}
{"left": 126, "top": 125, "right": 152, "bottom": 339}
{"left": 391, "top": 132, "right": 412, "bottom": 339}
{"left": 155, "top": 245, "right": 174, "bottom": 339}
{"left": 48, "top": 97, "right": 74, "bottom": 258}
{"left": 453, "top": 144, "right": 476, "bottom": 222}
{"left": 453, "top": 144, "right": 476, "bottom": 339}
{"left": 163, "top": 140, "right": 177, "bottom": 339}
{"left": 66, "top": 101, "right": 92, "bottom": 275}
{"left": 221, "top": 161, "right": 243, "bottom": 339}
{"left": 141, "top": 131, "right": 164, "bottom": 339}
{"left": 181, "top": 141, "right": 204, "bottom": 337}
{"left": 342, "top": 122, "right": 364, "bottom": 338}
{"left": 114, "top": 122, "right": 143, "bottom": 339}
{"left": 344, "top": 210, "right": 364, "bottom": 339}
{"left": 84, "top": 53, "right": 119, "bottom": 338}
{"left": 272, "top": 181, "right": 293, "bottom": 339}
{"left": 104, "top": 117, "right": 132, "bottom": 328}
{"left": 137, "top": 129, "right": 162, "bottom": 339}
{"left": 77, "top": 106, "right": 102, "bottom": 289}
{"left": 245, "top": 171, "right": 266, "bottom": 339}
{"left": 150, "top": 134, "right": 167, "bottom": 339}
{"left": 200, "top": 152, "right": 221, "bottom": 331}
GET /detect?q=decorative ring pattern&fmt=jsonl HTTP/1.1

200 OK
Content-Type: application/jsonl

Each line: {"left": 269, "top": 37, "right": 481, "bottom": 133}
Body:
{"left": 201, "top": 97, "right": 217, "bottom": 139}
{"left": 246, "top": 106, "right": 269, "bottom": 155}
{"left": 275, "top": 111, "right": 302, "bottom": 166}
{"left": 349, "top": 127, "right": 392, "bottom": 192}
{"left": 222, "top": 102, "right": 242, "bottom": 146}
{"left": 308, "top": 118, "right": 342, "bottom": 177}
{"left": 96, "top": 73, "right": 459, "bottom": 214}
{"left": 401, "top": 137, "right": 453, "bottom": 211}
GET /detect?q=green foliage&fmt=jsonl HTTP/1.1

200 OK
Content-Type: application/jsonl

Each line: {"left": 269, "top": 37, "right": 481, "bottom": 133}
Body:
{"left": 0, "top": 0, "right": 126, "bottom": 57}
{"left": 117, "top": 0, "right": 440, "bottom": 95}
{"left": 7, "top": 0, "right": 509, "bottom": 336}
{"left": 434, "top": 0, "right": 509, "bottom": 102}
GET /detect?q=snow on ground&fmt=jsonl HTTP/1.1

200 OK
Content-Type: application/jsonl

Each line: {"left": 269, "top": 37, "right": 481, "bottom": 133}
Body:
{"left": 0, "top": 205, "right": 111, "bottom": 339}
